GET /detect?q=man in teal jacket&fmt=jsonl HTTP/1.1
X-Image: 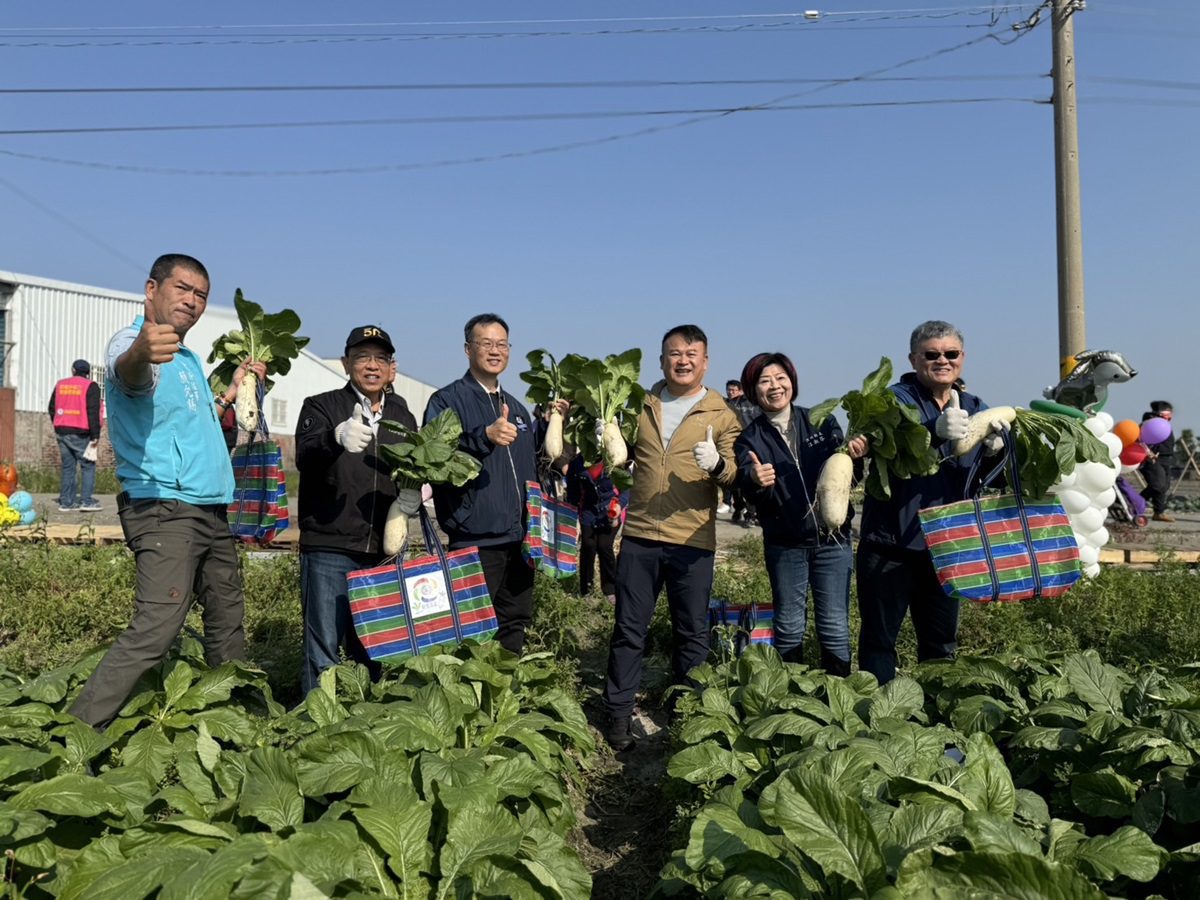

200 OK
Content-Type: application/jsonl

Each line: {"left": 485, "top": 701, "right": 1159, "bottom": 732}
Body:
{"left": 70, "top": 254, "right": 263, "bottom": 728}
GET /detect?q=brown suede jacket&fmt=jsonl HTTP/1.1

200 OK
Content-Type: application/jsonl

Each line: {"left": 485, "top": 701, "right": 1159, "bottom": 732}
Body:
{"left": 623, "top": 382, "right": 741, "bottom": 551}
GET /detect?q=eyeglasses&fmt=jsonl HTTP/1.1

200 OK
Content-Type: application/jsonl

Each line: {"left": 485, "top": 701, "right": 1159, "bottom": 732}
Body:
{"left": 470, "top": 340, "right": 511, "bottom": 352}
{"left": 350, "top": 353, "right": 393, "bottom": 366}
{"left": 921, "top": 350, "right": 962, "bottom": 361}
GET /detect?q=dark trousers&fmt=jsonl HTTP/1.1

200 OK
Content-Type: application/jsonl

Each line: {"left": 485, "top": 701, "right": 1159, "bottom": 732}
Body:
{"left": 477, "top": 542, "right": 535, "bottom": 654}
{"left": 1140, "top": 460, "right": 1170, "bottom": 515}
{"left": 578, "top": 521, "right": 617, "bottom": 597}
{"left": 603, "top": 536, "right": 714, "bottom": 718}
{"left": 69, "top": 498, "right": 246, "bottom": 727}
{"left": 856, "top": 541, "right": 958, "bottom": 685}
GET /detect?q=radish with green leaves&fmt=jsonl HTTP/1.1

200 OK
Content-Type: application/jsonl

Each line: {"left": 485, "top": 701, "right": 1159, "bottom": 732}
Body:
{"left": 520, "top": 349, "right": 573, "bottom": 461}
{"left": 815, "top": 450, "right": 856, "bottom": 530}
{"left": 207, "top": 289, "right": 310, "bottom": 433}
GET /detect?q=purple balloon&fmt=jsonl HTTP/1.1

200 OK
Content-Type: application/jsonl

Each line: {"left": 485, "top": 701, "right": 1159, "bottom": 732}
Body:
{"left": 1140, "top": 417, "right": 1172, "bottom": 445}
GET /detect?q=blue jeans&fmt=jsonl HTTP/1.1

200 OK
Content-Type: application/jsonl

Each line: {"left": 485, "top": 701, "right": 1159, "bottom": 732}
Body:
{"left": 763, "top": 541, "right": 852, "bottom": 665}
{"left": 56, "top": 432, "right": 96, "bottom": 507}
{"left": 300, "top": 551, "right": 380, "bottom": 695}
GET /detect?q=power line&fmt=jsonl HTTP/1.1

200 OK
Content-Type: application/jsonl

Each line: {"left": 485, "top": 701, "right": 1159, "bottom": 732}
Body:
{"left": 0, "top": 97, "right": 1043, "bottom": 137}
{"left": 0, "top": 74, "right": 1044, "bottom": 96}
{"left": 0, "top": 7, "right": 1039, "bottom": 32}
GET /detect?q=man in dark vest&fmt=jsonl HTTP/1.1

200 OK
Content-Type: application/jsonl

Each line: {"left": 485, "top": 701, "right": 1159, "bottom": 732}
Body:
{"left": 48, "top": 359, "right": 102, "bottom": 512}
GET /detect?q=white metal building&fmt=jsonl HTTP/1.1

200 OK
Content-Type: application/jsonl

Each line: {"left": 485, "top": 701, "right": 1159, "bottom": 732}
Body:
{"left": 0, "top": 270, "right": 435, "bottom": 459}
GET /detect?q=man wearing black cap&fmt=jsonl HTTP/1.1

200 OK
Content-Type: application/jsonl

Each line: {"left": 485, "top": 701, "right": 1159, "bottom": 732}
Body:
{"left": 294, "top": 325, "right": 417, "bottom": 694}
{"left": 48, "top": 359, "right": 102, "bottom": 512}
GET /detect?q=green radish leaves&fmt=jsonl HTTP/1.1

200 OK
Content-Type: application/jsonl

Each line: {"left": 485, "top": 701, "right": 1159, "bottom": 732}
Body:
{"left": 378, "top": 408, "right": 482, "bottom": 489}
{"left": 1011, "top": 409, "right": 1114, "bottom": 499}
{"left": 809, "top": 357, "right": 940, "bottom": 501}
{"left": 207, "top": 289, "right": 311, "bottom": 398}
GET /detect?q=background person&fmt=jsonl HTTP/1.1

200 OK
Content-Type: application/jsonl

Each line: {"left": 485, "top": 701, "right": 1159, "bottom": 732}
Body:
{"left": 855, "top": 320, "right": 1004, "bottom": 685}
{"left": 1140, "top": 400, "right": 1176, "bottom": 522}
{"left": 295, "top": 325, "right": 417, "bottom": 695}
{"left": 48, "top": 359, "right": 102, "bottom": 512}
{"left": 424, "top": 313, "right": 543, "bottom": 654}
{"left": 602, "top": 324, "right": 741, "bottom": 751}
{"left": 724, "top": 379, "right": 758, "bottom": 527}
{"left": 69, "top": 254, "right": 263, "bottom": 728}
{"left": 566, "top": 453, "right": 627, "bottom": 605}
{"left": 735, "top": 352, "right": 867, "bottom": 675}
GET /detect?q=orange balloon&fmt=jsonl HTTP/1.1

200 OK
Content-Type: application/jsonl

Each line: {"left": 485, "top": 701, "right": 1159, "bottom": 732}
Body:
{"left": 1112, "top": 419, "right": 1140, "bottom": 448}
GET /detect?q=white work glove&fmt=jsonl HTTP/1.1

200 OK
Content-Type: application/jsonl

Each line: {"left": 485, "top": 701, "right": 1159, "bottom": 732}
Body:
{"left": 982, "top": 417, "right": 1011, "bottom": 455}
{"left": 82, "top": 441, "right": 98, "bottom": 462}
{"left": 335, "top": 402, "right": 374, "bottom": 453}
{"left": 395, "top": 487, "right": 423, "bottom": 515}
{"left": 692, "top": 425, "right": 721, "bottom": 473}
{"left": 934, "top": 389, "right": 969, "bottom": 441}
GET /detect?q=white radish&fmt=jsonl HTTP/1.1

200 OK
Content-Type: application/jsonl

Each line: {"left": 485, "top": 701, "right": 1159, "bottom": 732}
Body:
{"left": 816, "top": 451, "right": 855, "bottom": 530}
{"left": 952, "top": 407, "right": 1018, "bottom": 456}
{"left": 236, "top": 372, "right": 259, "bottom": 431}
{"left": 382, "top": 498, "right": 409, "bottom": 556}
{"left": 602, "top": 420, "right": 627, "bottom": 468}
{"left": 544, "top": 409, "right": 564, "bottom": 460}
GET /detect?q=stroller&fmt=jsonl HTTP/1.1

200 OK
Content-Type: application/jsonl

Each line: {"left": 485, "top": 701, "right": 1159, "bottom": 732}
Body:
{"left": 1109, "top": 475, "right": 1149, "bottom": 529}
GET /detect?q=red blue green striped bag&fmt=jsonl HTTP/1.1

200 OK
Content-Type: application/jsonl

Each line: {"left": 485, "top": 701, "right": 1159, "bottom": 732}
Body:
{"left": 228, "top": 438, "right": 289, "bottom": 545}
{"left": 522, "top": 481, "right": 581, "bottom": 578}
{"left": 348, "top": 508, "right": 497, "bottom": 661}
{"left": 918, "top": 436, "right": 1081, "bottom": 604}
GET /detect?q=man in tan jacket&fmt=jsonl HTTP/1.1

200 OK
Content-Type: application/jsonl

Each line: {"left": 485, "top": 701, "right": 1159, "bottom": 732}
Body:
{"left": 602, "top": 324, "right": 741, "bottom": 750}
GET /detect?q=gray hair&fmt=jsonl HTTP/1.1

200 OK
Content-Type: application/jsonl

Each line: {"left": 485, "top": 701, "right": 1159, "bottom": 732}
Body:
{"left": 909, "top": 320, "right": 964, "bottom": 353}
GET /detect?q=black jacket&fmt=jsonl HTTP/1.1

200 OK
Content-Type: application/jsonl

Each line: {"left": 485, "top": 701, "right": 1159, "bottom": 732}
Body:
{"left": 295, "top": 384, "right": 416, "bottom": 557}
{"left": 858, "top": 373, "right": 990, "bottom": 551}
{"left": 735, "top": 406, "right": 856, "bottom": 547}
{"left": 424, "top": 373, "right": 538, "bottom": 549}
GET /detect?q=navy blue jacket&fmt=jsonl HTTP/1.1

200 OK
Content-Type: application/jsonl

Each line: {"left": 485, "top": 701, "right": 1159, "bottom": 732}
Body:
{"left": 566, "top": 454, "right": 627, "bottom": 531}
{"left": 858, "top": 373, "right": 989, "bottom": 551}
{"left": 735, "top": 406, "right": 855, "bottom": 547}
{"left": 424, "top": 373, "right": 538, "bottom": 549}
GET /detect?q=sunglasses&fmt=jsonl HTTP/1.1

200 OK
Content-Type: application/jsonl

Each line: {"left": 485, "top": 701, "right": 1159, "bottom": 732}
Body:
{"left": 921, "top": 350, "right": 962, "bottom": 361}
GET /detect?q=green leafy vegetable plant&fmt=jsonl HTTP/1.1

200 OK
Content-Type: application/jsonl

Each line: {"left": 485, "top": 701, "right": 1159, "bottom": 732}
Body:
{"left": 207, "top": 289, "right": 311, "bottom": 431}
{"left": 1010, "top": 408, "right": 1114, "bottom": 498}
{"left": 561, "top": 349, "right": 645, "bottom": 477}
{"left": 378, "top": 408, "right": 482, "bottom": 491}
{"left": 809, "top": 357, "right": 940, "bottom": 503}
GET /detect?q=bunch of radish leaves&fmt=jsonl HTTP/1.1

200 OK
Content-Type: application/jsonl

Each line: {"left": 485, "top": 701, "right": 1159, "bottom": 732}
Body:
{"left": 1011, "top": 408, "right": 1113, "bottom": 498}
{"left": 809, "top": 356, "right": 940, "bottom": 501}
{"left": 378, "top": 408, "right": 482, "bottom": 490}
{"left": 206, "top": 288, "right": 310, "bottom": 398}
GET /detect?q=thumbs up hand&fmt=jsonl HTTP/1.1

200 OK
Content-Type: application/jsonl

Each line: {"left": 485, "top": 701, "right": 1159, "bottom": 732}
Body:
{"left": 486, "top": 402, "right": 518, "bottom": 446}
{"left": 335, "top": 399, "right": 374, "bottom": 453}
{"left": 934, "top": 389, "right": 969, "bottom": 441}
{"left": 693, "top": 424, "right": 721, "bottom": 473}
{"left": 747, "top": 450, "right": 775, "bottom": 487}
{"left": 135, "top": 297, "right": 183, "bottom": 365}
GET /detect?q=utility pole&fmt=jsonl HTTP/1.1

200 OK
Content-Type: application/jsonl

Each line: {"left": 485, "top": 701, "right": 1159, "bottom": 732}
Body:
{"left": 1052, "top": 0, "right": 1086, "bottom": 369}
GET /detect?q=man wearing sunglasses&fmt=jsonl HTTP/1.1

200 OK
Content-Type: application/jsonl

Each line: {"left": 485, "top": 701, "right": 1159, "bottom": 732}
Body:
{"left": 856, "top": 320, "right": 1004, "bottom": 685}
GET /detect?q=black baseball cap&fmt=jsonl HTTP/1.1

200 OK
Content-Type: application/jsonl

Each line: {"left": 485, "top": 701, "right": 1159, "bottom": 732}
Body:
{"left": 72, "top": 359, "right": 90, "bottom": 375}
{"left": 344, "top": 326, "right": 395, "bottom": 355}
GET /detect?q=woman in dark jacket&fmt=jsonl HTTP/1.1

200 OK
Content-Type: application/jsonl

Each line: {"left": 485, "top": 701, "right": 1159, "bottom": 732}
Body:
{"left": 734, "top": 352, "right": 867, "bottom": 674}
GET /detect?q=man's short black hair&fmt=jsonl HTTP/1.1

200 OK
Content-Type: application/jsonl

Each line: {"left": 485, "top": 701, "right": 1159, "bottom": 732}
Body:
{"left": 148, "top": 253, "right": 209, "bottom": 286}
{"left": 1150, "top": 400, "right": 1174, "bottom": 414}
{"left": 661, "top": 324, "right": 708, "bottom": 349}
{"left": 726, "top": 379, "right": 741, "bottom": 390}
{"left": 464, "top": 313, "right": 509, "bottom": 343}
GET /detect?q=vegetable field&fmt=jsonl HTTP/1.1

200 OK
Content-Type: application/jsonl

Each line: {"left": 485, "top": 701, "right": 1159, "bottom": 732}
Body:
{"left": 3, "top": 537, "right": 1200, "bottom": 897}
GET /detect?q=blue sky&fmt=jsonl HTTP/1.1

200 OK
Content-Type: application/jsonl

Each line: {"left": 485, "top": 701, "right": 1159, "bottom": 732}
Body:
{"left": 2, "top": 2, "right": 1196, "bottom": 432}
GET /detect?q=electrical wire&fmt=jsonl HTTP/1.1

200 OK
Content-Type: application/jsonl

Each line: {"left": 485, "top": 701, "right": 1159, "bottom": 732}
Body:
{"left": 0, "top": 74, "right": 1044, "bottom": 96}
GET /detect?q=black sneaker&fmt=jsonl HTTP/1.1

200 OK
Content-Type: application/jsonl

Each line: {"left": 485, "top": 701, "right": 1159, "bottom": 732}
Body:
{"left": 604, "top": 715, "right": 636, "bottom": 752}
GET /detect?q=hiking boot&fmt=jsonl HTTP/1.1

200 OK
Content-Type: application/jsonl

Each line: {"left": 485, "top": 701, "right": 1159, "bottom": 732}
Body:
{"left": 604, "top": 715, "right": 636, "bottom": 752}
{"left": 1153, "top": 512, "right": 1176, "bottom": 523}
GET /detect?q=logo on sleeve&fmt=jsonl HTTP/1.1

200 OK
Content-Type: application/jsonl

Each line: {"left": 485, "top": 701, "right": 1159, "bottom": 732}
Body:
{"left": 301, "top": 415, "right": 314, "bottom": 431}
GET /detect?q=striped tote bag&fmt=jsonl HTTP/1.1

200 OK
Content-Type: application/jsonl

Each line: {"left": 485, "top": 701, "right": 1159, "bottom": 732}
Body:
{"left": 348, "top": 508, "right": 498, "bottom": 661}
{"left": 919, "top": 435, "right": 1081, "bottom": 603}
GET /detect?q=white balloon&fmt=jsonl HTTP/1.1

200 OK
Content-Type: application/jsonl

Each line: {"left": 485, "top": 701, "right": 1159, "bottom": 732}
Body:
{"left": 1094, "top": 411, "right": 1114, "bottom": 432}
{"left": 1074, "top": 505, "right": 1107, "bottom": 533}
{"left": 1076, "top": 461, "right": 1118, "bottom": 494}
{"left": 1084, "top": 416, "right": 1109, "bottom": 439}
{"left": 1050, "top": 469, "right": 1079, "bottom": 493}
{"left": 1085, "top": 526, "right": 1110, "bottom": 548}
{"left": 1083, "top": 561, "right": 1101, "bottom": 578}
{"left": 1095, "top": 487, "right": 1116, "bottom": 509}
{"left": 1078, "top": 543, "right": 1100, "bottom": 565}
{"left": 1100, "top": 433, "right": 1124, "bottom": 458}
{"left": 1058, "top": 489, "right": 1091, "bottom": 515}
